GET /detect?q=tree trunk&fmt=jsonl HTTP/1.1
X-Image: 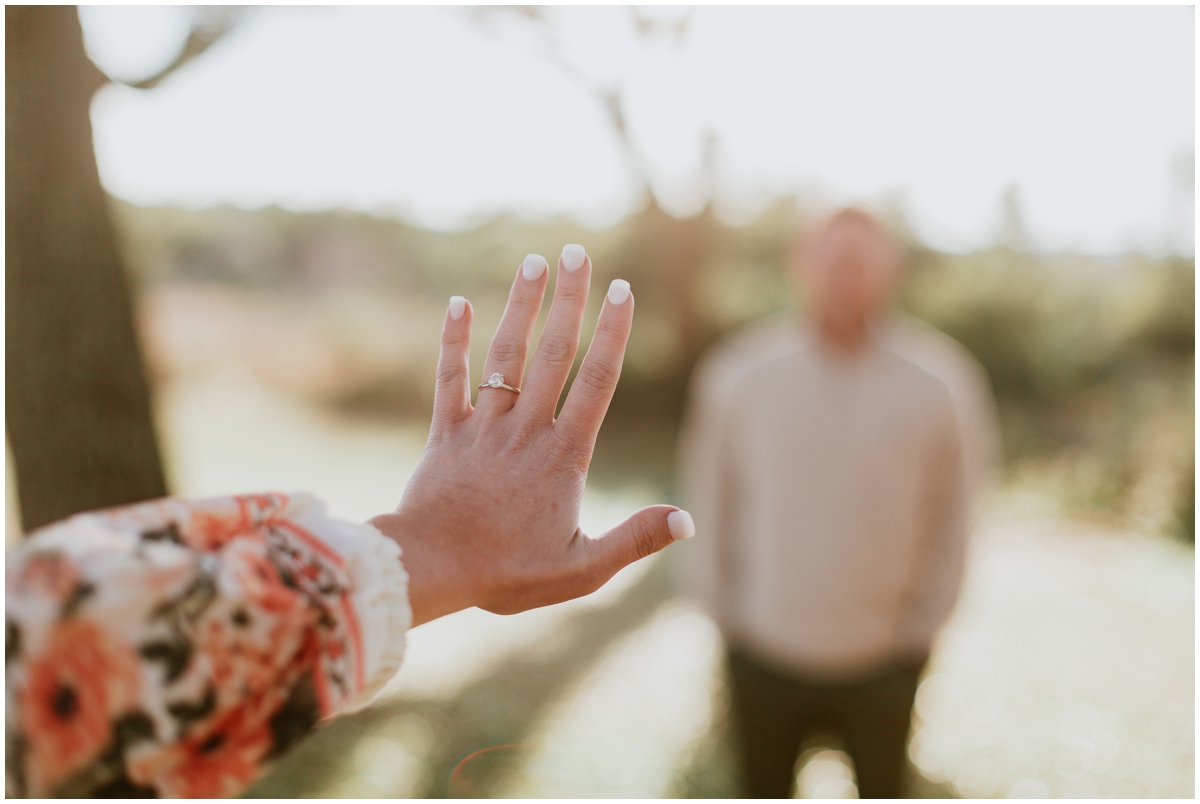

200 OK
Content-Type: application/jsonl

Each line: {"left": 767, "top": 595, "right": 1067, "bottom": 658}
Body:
{"left": 6, "top": 5, "right": 167, "bottom": 532}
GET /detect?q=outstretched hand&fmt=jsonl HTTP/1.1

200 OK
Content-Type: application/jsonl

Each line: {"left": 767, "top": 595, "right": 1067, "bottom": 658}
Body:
{"left": 370, "top": 246, "right": 694, "bottom": 626}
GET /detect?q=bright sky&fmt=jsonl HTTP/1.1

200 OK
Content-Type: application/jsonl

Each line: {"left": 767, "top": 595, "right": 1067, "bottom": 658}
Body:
{"left": 82, "top": 5, "right": 1194, "bottom": 255}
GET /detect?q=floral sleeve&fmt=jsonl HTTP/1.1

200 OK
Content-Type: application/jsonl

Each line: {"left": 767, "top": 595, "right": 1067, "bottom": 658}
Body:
{"left": 5, "top": 492, "right": 411, "bottom": 798}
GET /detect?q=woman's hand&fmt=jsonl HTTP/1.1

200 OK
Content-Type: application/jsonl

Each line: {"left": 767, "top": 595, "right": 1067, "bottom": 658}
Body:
{"left": 370, "top": 246, "right": 695, "bottom": 626}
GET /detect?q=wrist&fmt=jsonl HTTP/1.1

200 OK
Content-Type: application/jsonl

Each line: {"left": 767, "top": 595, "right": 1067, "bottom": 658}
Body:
{"left": 369, "top": 510, "right": 474, "bottom": 627}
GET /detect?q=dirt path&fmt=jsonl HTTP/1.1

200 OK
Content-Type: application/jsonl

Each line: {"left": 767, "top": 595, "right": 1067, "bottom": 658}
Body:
{"left": 155, "top": 377, "right": 1193, "bottom": 798}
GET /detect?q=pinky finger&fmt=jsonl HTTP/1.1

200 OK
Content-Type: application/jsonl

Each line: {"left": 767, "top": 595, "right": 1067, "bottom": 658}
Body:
{"left": 432, "top": 295, "right": 473, "bottom": 431}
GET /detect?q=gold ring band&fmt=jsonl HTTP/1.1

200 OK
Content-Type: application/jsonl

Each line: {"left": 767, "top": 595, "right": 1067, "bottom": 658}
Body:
{"left": 479, "top": 372, "right": 521, "bottom": 394}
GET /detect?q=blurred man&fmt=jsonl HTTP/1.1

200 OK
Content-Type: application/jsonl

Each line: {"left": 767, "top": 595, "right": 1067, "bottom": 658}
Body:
{"left": 680, "top": 208, "right": 1000, "bottom": 798}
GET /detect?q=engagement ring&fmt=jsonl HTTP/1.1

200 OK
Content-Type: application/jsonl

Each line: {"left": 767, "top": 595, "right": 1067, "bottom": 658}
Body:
{"left": 479, "top": 372, "right": 521, "bottom": 394}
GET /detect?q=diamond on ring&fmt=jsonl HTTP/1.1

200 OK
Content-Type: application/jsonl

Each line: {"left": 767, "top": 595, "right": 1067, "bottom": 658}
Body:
{"left": 479, "top": 373, "right": 521, "bottom": 394}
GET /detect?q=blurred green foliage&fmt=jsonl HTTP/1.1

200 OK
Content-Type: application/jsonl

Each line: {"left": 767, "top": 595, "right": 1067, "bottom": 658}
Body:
{"left": 112, "top": 198, "right": 1194, "bottom": 538}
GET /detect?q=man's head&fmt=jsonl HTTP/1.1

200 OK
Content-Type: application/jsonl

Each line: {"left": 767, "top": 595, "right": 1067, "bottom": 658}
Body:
{"left": 792, "top": 208, "right": 903, "bottom": 348}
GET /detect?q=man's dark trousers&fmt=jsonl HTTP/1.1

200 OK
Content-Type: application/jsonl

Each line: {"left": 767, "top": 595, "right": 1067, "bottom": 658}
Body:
{"left": 727, "top": 648, "right": 927, "bottom": 799}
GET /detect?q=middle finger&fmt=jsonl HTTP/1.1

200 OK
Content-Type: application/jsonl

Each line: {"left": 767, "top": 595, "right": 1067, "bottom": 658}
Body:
{"left": 520, "top": 244, "right": 592, "bottom": 423}
{"left": 476, "top": 253, "right": 549, "bottom": 416}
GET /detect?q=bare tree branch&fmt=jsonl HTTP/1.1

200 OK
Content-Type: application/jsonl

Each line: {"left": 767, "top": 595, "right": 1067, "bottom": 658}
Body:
{"left": 468, "top": 6, "right": 663, "bottom": 205}
{"left": 629, "top": 7, "right": 692, "bottom": 46}
{"left": 120, "top": 6, "right": 243, "bottom": 90}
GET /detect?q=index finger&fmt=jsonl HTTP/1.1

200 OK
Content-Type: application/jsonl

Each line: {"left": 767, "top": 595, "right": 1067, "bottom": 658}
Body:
{"left": 554, "top": 279, "right": 633, "bottom": 450}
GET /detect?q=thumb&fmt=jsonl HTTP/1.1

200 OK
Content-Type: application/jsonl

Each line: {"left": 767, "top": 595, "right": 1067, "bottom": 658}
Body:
{"left": 590, "top": 504, "right": 696, "bottom": 575}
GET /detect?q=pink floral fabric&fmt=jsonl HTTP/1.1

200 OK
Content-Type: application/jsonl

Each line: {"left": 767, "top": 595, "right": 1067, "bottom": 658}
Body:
{"left": 5, "top": 492, "right": 410, "bottom": 798}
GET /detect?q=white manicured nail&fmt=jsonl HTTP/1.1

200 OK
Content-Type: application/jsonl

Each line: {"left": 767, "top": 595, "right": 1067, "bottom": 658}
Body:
{"left": 561, "top": 244, "right": 587, "bottom": 272}
{"left": 668, "top": 510, "right": 695, "bottom": 540}
{"left": 523, "top": 253, "right": 548, "bottom": 280}
{"left": 607, "top": 279, "right": 631, "bottom": 305}
{"left": 449, "top": 296, "right": 467, "bottom": 320}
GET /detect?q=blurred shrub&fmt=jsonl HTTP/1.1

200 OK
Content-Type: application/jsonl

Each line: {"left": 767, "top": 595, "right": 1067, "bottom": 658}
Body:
{"left": 1175, "top": 463, "right": 1195, "bottom": 545}
{"left": 112, "top": 198, "right": 1194, "bottom": 535}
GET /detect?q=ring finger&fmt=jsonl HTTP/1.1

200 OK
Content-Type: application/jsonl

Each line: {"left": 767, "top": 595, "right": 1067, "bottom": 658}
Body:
{"left": 476, "top": 253, "right": 549, "bottom": 415}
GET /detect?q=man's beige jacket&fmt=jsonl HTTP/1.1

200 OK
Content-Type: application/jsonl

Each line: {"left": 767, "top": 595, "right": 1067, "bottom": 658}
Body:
{"left": 679, "top": 313, "right": 1000, "bottom": 678}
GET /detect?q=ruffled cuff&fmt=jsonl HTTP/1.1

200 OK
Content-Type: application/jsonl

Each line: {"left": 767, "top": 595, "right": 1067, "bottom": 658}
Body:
{"left": 286, "top": 494, "right": 412, "bottom": 706}
{"left": 7, "top": 491, "right": 412, "bottom": 799}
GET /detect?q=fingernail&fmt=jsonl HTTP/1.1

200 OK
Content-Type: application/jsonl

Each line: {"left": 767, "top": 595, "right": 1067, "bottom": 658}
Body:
{"left": 449, "top": 296, "right": 467, "bottom": 320}
{"left": 668, "top": 509, "right": 695, "bottom": 541}
{"left": 523, "top": 254, "right": 548, "bottom": 280}
{"left": 607, "top": 278, "right": 631, "bottom": 305}
{"left": 561, "top": 244, "right": 587, "bottom": 272}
